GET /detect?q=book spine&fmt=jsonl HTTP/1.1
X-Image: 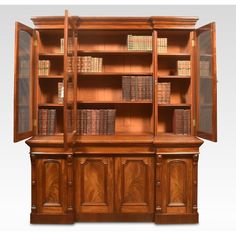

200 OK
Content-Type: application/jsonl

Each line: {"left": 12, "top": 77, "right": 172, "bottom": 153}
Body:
{"left": 58, "top": 82, "right": 64, "bottom": 104}
{"left": 99, "top": 109, "right": 104, "bottom": 135}
{"left": 103, "top": 109, "right": 108, "bottom": 135}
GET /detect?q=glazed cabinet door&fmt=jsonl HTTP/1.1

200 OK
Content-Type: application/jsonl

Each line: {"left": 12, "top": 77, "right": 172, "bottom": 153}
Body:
{"left": 115, "top": 156, "right": 154, "bottom": 213}
{"left": 75, "top": 157, "right": 114, "bottom": 214}
{"left": 14, "top": 22, "right": 34, "bottom": 142}
{"left": 196, "top": 23, "right": 217, "bottom": 142}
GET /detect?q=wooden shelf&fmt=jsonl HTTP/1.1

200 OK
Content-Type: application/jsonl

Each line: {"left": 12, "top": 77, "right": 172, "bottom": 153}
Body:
{"left": 38, "top": 75, "right": 63, "bottom": 79}
{"left": 77, "top": 100, "right": 152, "bottom": 104}
{"left": 158, "top": 104, "right": 191, "bottom": 107}
{"left": 38, "top": 103, "right": 64, "bottom": 107}
{"left": 158, "top": 75, "right": 190, "bottom": 79}
{"left": 158, "top": 53, "right": 190, "bottom": 57}
{"left": 78, "top": 72, "right": 153, "bottom": 76}
{"left": 39, "top": 53, "right": 64, "bottom": 57}
{"left": 78, "top": 50, "right": 152, "bottom": 54}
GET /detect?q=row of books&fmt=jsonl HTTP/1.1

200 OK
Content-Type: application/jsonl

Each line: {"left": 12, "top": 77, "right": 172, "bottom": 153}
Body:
{"left": 60, "top": 38, "right": 73, "bottom": 53}
{"left": 157, "top": 38, "right": 168, "bottom": 53}
{"left": 78, "top": 56, "right": 103, "bottom": 73}
{"left": 18, "top": 107, "right": 30, "bottom": 133}
{"left": 158, "top": 82, "right": 170, "bottom": 104}
{"left": 38, "top": 109, "right": 57, "bottom": 135}
{"left": 57, "top": 82, "right": 74, "bottom": 104}
{"left": 77, "top": 109, "right": 116, "bottom": 135}
{"left": 200, "top": 60, "right": 210, "bottom": 77}
{"left": 127, "top": 35, "right": 152, "bottom": 51}
{"left": 173, "top": 109, "right": 191, "bottom": 135}
{"left": 122, "top": 76, "right": 153, "bottom": 101}
{"left": 38, "top": 60, "right": 50, "bottom": 76}
{"left": 19, "top": 59, "right": 30, "bottom": 78}
{"left": 177, "top": 60, "right": 191, "bottom": 76}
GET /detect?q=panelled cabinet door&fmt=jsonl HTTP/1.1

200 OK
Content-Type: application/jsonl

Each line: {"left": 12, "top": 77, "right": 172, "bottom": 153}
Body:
{"left": 160, "top": 155, "right": 194, "bottom": 214}
{"left": 196, "top": 22, "right": 217, "bottom": 142}
{"left": 14, "top": 22, "right": 34, "bottom": 142}
{"left": 115, "top": 157, "right": 154, "bottom": 213}
{"left": 75, "top": 157, "right": 114, "bottom": 214}
{"left": 36, "top": 158, "right": 67, "bottom": 214}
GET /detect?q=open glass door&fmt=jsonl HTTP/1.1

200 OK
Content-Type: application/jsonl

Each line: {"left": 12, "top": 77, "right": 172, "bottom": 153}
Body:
{"left": 64, "top": 10, "right": 77, "bottom": 148}
{"left": 196, "top": 23, "right": 217, "bottom": 142}
{"left": 14, "top": 22, "right": 34, "bottom": 142}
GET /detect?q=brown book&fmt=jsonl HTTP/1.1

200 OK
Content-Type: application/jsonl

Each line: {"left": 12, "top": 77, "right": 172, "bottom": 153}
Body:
{"left": 122, "top": 76, "right": 131, "bottom": 101}
{"left": 39, "top": 109, "right": 48, "bottom": 135}
{"left": 86, "top": 109, "right": 92, "bottom": 135}
{"left": 99, "top": 109, "right": 104, "bottom": 135}
{"left": 77, "top": 109, "right": 81, "bottom": 134}
{"left": 107, "top": 109, "right": 116, "bottom": 135}
{"left": 103, "top": 109, "right": 108, "bottom": 135}
{"left": 183, "top": 109, "right": 191, "bottom": 135}
{"left": 47, "top": 109, "right": 56, "bottom": 135}
{"left": 173, "top": 109, "right": 184, "bottom": 135}
{"left": 137, "top": 76, "right": 143, "bottom": 100}
{"left": 82, "top": 109, "right": 87, "bottom": 135}
{"left": 91, "top": 109, "right": 96, "bottom": 135}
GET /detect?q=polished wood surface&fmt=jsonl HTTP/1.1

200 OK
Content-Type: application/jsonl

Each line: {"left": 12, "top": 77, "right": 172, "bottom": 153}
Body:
{"left": 14, "top": 12, "right": 217, "bottom": 224}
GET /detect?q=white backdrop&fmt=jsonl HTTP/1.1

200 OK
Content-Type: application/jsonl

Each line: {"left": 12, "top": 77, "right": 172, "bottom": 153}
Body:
{"left": 0, "top": 5, "right": 235, "bottom": 232}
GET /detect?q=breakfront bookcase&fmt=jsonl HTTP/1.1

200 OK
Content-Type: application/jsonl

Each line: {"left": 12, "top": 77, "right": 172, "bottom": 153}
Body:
{"left": 14, "top": 10, "right": 217, "bottom": 224}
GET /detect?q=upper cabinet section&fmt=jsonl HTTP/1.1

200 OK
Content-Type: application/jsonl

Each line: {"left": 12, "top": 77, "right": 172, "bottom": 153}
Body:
{"left": 14, "top": 22, "right": 34, "bottom": 142}
{"left": 196, "top": 23, "right": 217, "bottom": 142}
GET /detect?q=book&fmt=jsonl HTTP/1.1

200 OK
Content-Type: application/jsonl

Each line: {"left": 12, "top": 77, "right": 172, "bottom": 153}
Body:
{"left": 58, "top": 82, "right": 64, "bottom": 104}
{"left": 157, "top": 38, "right": 168, "bottom": 53}
{"left": 122, "top": 76, "right": 153, "bottom": 101}
{"left": 127, "top": 35, "right": 152, "bottom": 51}
{"left": 38, "top": 109, "right": 56, "bottom": 135}
{"left": 77, "top": 109, "right": 116, "bottom": 135}
{"left": 77, "top": 56, "right": 103, "bottom": 72}
{"left": 177, "top": 60, "right": 191, "bottom": 76}
{"left": 158, "top": 82, "right": 171, "bottom": 104}
{"left": 173, "top": 109, "right": 191, "bottom": 135}
{"left": 38, "top": 60, "right": 50, "bottom": 76}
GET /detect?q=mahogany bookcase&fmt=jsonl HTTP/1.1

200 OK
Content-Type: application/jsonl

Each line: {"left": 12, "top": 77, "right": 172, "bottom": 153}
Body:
{"left": 14, "top": 10, "right": 217, "bottom": 224}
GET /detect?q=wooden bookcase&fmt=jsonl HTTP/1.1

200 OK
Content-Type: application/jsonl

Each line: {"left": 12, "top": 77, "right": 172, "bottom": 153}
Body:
{"left": 14, "top": 11, "right": 217, "bottom": 224}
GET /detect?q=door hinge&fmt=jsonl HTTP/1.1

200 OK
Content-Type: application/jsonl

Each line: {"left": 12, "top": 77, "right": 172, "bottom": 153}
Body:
{"left": 193, "top": 119, "right": 196, "bottom": 127}
{"left": 192, "top": 39, "right": 195, "bottom": 47}
{"left": 34, "top": 40, "right": 38, "bottom": 47}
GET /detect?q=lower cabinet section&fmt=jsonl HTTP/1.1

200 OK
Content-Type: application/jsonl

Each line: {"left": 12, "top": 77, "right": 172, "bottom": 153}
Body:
{"left": 155, "top": 154, "right": 199, "bottom": 224}
{"left": 30, "top": 152, "right": 199, "bottom": 224}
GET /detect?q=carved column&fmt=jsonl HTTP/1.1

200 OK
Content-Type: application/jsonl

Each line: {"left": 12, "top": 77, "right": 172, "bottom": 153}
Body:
{"left": 66, "top": 154, "right": 74, "bottom": 215}
{"left": 155, "top": 154, "right": 163, "bottom": 214}
{"left": 192, "top": 154, "right": 199, "bottom": 213}
{"left": 30, "top": 153, "right": 37, "bottom": 214}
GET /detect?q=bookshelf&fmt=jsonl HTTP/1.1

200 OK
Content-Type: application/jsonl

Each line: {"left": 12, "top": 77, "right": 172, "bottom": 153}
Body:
{"left": 14, "top": 12, "right": 217, "bottom": 224}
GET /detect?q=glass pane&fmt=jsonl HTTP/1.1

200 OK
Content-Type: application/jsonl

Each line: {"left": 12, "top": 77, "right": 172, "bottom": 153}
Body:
{"left": 17, "top": 30, "right": 32, "bottom": 133}
{"left": 198, "top": 29, "right": 213, "bottom": 134}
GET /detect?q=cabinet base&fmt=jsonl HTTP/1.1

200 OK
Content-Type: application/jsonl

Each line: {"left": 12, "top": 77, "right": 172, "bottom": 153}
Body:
{"left": 155, "top": 213, "right": 199, "bottom": 224}
{"left": 30, "top": 213, "right": 74, "bottom": 224}
{"left": 76, "top": 213, "right": 153, "bottom": 222}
